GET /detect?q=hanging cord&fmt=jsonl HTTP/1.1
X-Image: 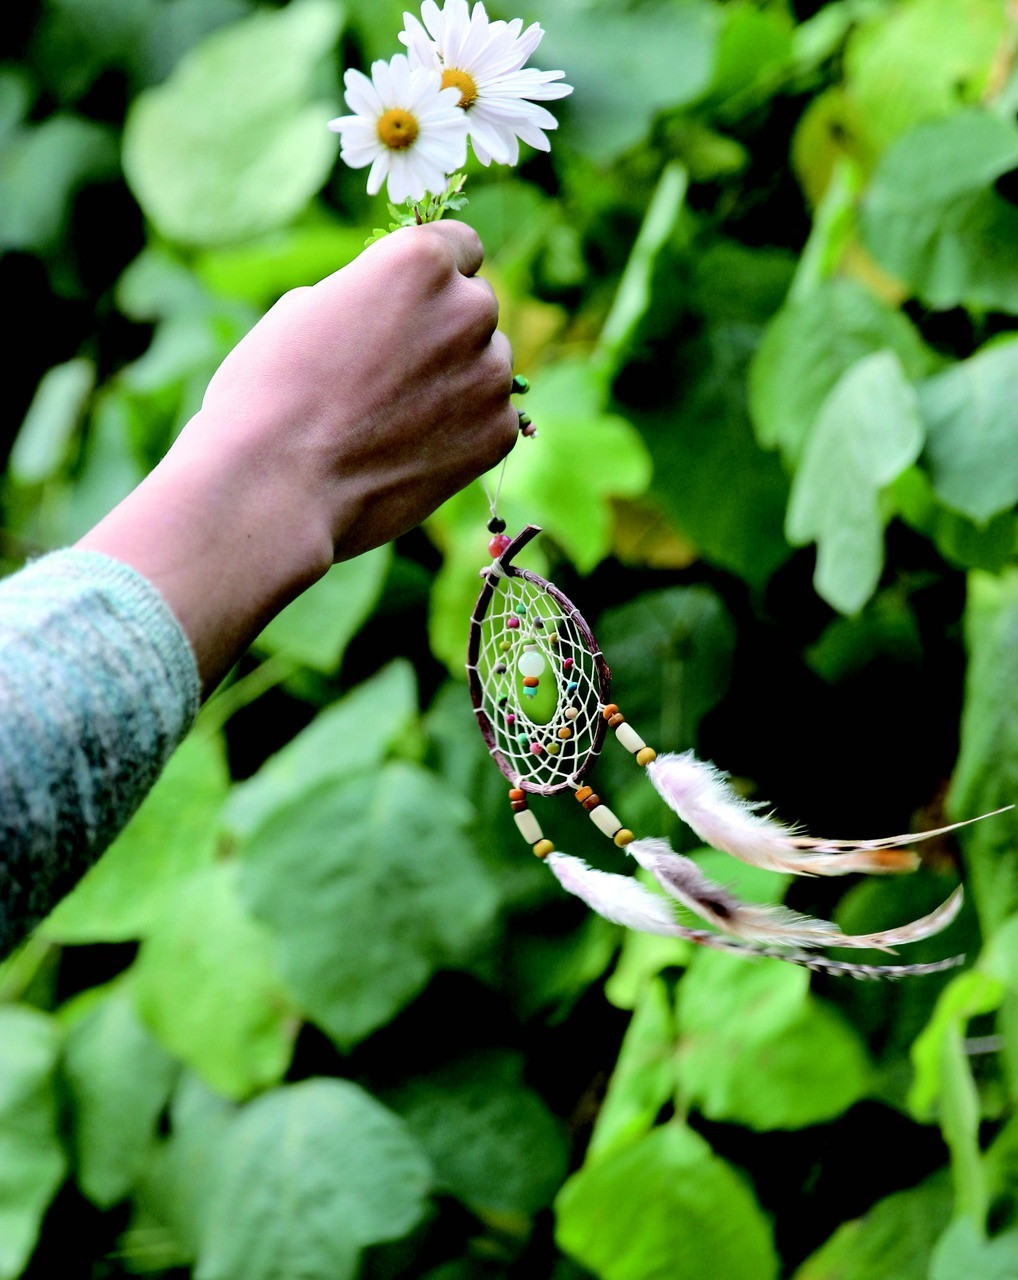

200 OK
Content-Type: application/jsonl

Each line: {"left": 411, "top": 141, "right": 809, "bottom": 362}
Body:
{"left": 482, "top": 373, "right": 532, "bottom": 527}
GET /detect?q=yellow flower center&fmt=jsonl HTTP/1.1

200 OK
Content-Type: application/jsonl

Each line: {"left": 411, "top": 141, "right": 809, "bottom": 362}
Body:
{"left": 376, "top": 108, "right": 419, "bottom": 151}
{"left": 441, "top": 67, "right": 479, "bottom": 109}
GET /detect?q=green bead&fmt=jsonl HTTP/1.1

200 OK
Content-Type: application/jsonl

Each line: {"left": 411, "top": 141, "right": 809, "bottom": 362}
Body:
{"left": 511, "top": 374, "right": 530, "bottom": 395}
{"left": 514, "top": 604, "right": 527, "bottom": 616}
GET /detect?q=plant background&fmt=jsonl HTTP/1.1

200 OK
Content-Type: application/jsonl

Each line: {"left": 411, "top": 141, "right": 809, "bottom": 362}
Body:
{"left": 2, "top": 0, "right": 1018, "bottom": 1276}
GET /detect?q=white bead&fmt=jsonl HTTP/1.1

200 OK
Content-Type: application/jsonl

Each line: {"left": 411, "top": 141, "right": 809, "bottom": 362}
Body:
{"left": 565, "top": 706, "right": 579, "bottom": 720}
{"left": 615, "top": 723, "right": 646, "bottom": 753}
{"left": 514, "top": 809, "right": 543, "bottom": 844}
{"left": 589, "top": 805, "right": 622, "bottom": 838}
{"left": 518, "top": 648, "right": 546, "bottom": 677}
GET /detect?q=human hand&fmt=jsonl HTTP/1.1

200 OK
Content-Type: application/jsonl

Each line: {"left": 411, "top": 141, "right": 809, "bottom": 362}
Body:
{"left": 188, "top": 219, "right": 518, "bottom": 559}
{"left": 79, "top": 222, "right": 517, "bottom": 690}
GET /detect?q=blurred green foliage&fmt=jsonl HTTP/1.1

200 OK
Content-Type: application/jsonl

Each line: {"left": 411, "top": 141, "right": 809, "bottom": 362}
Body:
{"left": 2, "top": 0, "right": 1018, "bottom": 1276}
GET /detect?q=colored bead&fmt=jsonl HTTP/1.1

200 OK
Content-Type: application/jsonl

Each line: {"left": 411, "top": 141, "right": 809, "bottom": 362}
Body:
{"left": 517, "top": 412, "right": 532, "bottom": 428}
{"left": 549, "top": 631, "right": 559, "bottom": 644}
{"left": 524, "top": 689, "right": 536, "bottom": 699}
{"left": 557, "top": 726, "right": 572, "bottom": 740}
{"left": 498, "top": 695, "right": 508, "bottom": 707}
{"left": 500, "top": 640, "right": 512, "bottom": 652}
{"left": 517, "top": 732, "right": 528, "bottom": 746}
{"left": 506, "top": 713, "right": 516, "bottom": 726}
{"left": 602, "top": 704, "right": 619, "bottom": 721}
{"left": 614, "top": 828, "right": 635, "bottom": 848}
{"left": 563, "top": 658, "right": 574, "bottom": 672}
{"left": 514, "top": 809, "right": 542, "bottom": 844}
{"left": 514, "top": 604, "right": 527, "bottom": 616}
{"left": 566, "top": 682, "right": 579, "bottom": 694}
{"left": 522, "top": 675, "right": 539, "bottom": 688}
{"left": 509, "top": 788, "right": 525, "bottom": 801}
{"left": 494, "top": 662, "right": 507, "bottom": 675}
{"left": 637, "top": 747, "right": 657, "bottom": 766}
{"left": 546, "top": 742, "right": 561, "bottom": 756}
{"left": 616, "top": 723, "right": 646, "bottom": 753}
{"left": 533, "top": 838, "right": 554, "bottom": 859}
{"left": 582, "top": 794, "right": 601, "bottom": 812}
{"left": 507, "top": 617, "right": 520, "bottom": 630}
{"left": 511, "top": 373, "right": 530, "bottom": 394}
{"left": 511, "top": 800, "right": 528, "bottom": 813}
{"left": 534, "top": 616, "right": 544, "bottom": 628}
{"left": 518, "top": 649, "right": 545, "bottom": 677}
{"left": 608, "top": 713, "right": 624, "bottom": 728}
{"left": 590, "top": 805, "right": 623, "bottom": 838}
{"left": 521, "top": 422, "right": 537, "bottom": 437}
{"left": 488, "top": 533, "right": 511, "bottom": 557}
{"left": 575, "top": 786, "right": 593, "bottom": 804}
{"left": 565, "top": 707, "right": 579, "bottom": 720}
{"left": 530, "top": 740, "right": 544, "bottom": 754}
{"left": 487, "top": 515, "right": 506, "bottom": 533}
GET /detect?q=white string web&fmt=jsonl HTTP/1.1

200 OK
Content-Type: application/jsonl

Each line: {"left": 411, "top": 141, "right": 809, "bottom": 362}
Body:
{"left": 469, "top": 571, "right": 605, "bottom": 790}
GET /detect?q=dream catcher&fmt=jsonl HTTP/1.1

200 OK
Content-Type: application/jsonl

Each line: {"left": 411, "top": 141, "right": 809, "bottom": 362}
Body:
{"left": 469, "top": 488, "right": 1002, "bottom": 980}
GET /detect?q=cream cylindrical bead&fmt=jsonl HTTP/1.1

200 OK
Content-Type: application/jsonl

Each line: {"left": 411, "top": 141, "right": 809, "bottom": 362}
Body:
{"left": 615, "top": 722, "right": 646, "bottom": 753}
{"left": 514, "top": 809, "right": 543, "bottom": 844}
{"left": 589, "top": 804, "right": 623, "bottom": 838}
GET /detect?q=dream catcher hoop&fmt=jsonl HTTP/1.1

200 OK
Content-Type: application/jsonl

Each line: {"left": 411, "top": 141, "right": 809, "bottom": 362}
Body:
{"left": 468, "top": 472, "right": 1007, "bottom": 980}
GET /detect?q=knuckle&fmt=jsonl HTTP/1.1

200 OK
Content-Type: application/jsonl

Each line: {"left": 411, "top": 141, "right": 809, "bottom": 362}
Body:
{"left": 383, "top": 227, "right": 452, "bottom": 282}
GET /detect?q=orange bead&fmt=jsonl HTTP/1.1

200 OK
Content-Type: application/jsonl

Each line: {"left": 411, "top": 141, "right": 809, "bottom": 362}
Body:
{"left": 508, "top": 788, "right": 525, "bottom": 801}
{"left": 522, "top": 675, "right": 539, "bottom": 688}
{"left": 608, "top": 712, "right": 624, "bottom": 728}
{"left": 575, "top": 786, "right": 593, "bottom": 804}
{"left": 602, "top": 704, "right": 619, "bottom": 721}
{"left": 557, "top": 726, "right": 573, "bottom": 740}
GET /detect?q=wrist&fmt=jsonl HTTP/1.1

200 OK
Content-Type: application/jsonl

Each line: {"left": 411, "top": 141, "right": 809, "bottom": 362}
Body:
{"left": 77, "top": 412, "right": 335, "bottom": 692}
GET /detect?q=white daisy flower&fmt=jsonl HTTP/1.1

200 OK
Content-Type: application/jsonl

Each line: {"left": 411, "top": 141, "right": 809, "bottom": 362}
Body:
{"left": 399, "top": 0, "right": 573, "bottom": 167}
{"left": 328, "top": 54, "right": 468, "bottom": 203}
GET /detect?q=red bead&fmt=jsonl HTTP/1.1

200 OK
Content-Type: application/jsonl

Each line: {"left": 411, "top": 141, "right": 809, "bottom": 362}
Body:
{"left": 563, "top": 658, "right": 574, "bottom": 671}
{"left": 488, "top": 533, "right": 512, "bottom": 558}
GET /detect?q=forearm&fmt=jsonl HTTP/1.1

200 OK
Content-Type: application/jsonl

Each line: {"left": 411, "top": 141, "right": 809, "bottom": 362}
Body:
{"left": 76, "top": 419, "right": 335, "bottom": 694}
{"left": 0, "top": 551, "right": 200, "bottom": 956}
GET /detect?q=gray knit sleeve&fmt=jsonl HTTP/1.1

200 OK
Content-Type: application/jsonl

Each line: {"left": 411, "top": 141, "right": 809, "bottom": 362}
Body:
{"left": 0, "top": 550, "right": 201, "bottom": 956}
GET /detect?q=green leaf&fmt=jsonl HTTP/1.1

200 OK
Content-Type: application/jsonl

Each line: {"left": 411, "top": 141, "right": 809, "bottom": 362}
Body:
{"left": 844, "top": 0, "right": 1009, "bottom": 151}
{"left": 195, "top": 1079, "right": 432, "bottom": 1280}
{"left": 386, "top": 1051, "right": 569, "bottom": 1218}
{"left": 920, "top": 340, "right": 1018, "bottom": 524}
{"left": 596, "top": 162, "right": 689, "bottom": 373}
{"left": 62, "top": 986, "right": 179, "bottom": 1208}
{"left": 950, "top": 570, "right": 1018, "bottom": 935}
{"left": 910, "top": 970, "right": 1002, "bottom": 1225}
{"left": 930, "top": 1217, "right": 1018, "bottom": 1280}
{"left": 750, "top": 278, "right": 934, "bottom": 467}
{"left": 194, "top": 218, "right": 367, "bottom": 305}
{"left": 223, "top": 661, "right": 417, "bottom": 839}
{"left": 674, "top": 951, "right": 870, "bottom": 1129}
{"left": 237, "top": 762, "right": 499, "bottom": 1049}
{"left": 0, "top": 1006, "right": 66, "bottom": 1280}
{"left": 892, "top": 466, "right": 1018, "bottom": 574}
{"left": 588, "top": 978, "right": 676, "bottom": 1162}
{"left": 556, "top": 1122, "right": 778, "bottom": 1280}
{"left": 9, "top": 358, "right": 94, "bottom": 485}
{"left": 537, "top": 5, "right": 718, "bottom": 162}
{"left": 133, "top": 862, "right": 298, "bottom": 1099}
{"left": 860, "top": 111, "right": 1018, "bottom": 312}
{"left": 792, "top": 1172, "right": 952, "bottom": 1280}
{"left": 43, "top": 733, "right": 229, "bottom": 943}
{"left": 0, "top": 114, "right": 117, "bottom": 254}
{"left": 786, "top": 351, "right": 924, "bottom": 615}
{"left": 255, "top": 546, "right": 391, "bottom": 674}
{"left": 122, "top": 0, "right": 342, "bottom": 246}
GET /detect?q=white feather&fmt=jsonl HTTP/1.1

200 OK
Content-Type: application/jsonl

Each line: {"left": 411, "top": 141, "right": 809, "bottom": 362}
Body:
{"left": 647, "top": 751, "right": 1009, "bottom": 876}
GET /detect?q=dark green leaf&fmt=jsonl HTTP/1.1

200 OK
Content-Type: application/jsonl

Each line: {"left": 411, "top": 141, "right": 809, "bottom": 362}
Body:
{"left": 196, "top": 1079, "right": 432, "bottom": 1280}
{"left": 237, "top": 763, "right": 499, "bottom": 1049}
{"left": 0, "top": 1007, "right": 66, "bottom": 1280}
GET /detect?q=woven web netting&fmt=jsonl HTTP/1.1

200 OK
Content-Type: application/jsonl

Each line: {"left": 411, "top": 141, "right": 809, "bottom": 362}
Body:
{"left": 469, "top": 570, "right": 606, "bottom": 792}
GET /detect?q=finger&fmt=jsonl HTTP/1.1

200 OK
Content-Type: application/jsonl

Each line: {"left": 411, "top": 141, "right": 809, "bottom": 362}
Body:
{"left": 419, "top": 220, "right": 484, "bottom": 277}
{"left": 462, "top": 275, "right": 499, "bottom": 342}
{"left": 488, "top": 329, "right": 515, "bottom": 397}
